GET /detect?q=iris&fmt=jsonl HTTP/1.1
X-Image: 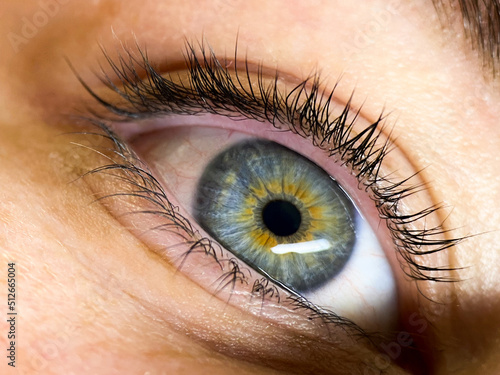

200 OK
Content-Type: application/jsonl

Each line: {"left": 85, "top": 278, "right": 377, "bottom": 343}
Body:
{"left": 194, "top": 139, "right": 356, "bottom": 293}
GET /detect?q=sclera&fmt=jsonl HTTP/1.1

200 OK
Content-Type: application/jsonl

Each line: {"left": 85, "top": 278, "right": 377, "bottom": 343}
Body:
{"left": 124, "top": 116, "right": 400, "bottom": 331}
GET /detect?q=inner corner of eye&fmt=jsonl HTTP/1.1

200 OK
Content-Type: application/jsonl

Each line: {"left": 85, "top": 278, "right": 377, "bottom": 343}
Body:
{"left": 130, "top": 124, "right": 398, "bottom": 331}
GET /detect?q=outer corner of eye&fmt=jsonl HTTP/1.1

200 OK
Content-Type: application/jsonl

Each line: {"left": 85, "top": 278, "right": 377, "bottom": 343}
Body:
{"left": 114, "top": 120, "right": 399, "bottom": 335}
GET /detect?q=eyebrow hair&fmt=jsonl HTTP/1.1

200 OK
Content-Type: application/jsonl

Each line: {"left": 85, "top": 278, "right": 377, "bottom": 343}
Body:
{"left": 432, "top": 0, "right": 500, "bottom": 70}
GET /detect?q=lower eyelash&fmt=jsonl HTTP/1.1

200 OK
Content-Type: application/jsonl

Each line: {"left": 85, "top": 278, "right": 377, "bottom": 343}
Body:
{"left": 79, "top": 123, "right": 370, "bottom": 338}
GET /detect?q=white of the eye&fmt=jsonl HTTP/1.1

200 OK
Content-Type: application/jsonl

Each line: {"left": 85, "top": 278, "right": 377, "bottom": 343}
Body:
{"left": 136, "top": 126, "right": 397, "bottom": 330}
{"left": 270, "top": 239, "right": 332, "bottom": 254}
{"left": 303, "top": 210, "right": 398, "bottom": 331}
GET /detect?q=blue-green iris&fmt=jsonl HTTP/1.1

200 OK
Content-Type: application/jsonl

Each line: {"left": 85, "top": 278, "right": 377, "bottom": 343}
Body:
{"left": 194, "top": 139, "right": 356, "bottom": 293}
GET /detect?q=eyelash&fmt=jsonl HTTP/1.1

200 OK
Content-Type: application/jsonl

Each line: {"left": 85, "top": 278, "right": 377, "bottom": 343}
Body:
{"left": 75, "top": 41, "right": 463, "bottom": 336}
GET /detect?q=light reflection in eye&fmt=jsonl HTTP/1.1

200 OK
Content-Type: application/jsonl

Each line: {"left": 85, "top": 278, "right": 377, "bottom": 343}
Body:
{"left": 131, "top": 124, "right": 398, "bottom": 331}
{"left": 270, "top": 238, "right": 333, "bottom": 255}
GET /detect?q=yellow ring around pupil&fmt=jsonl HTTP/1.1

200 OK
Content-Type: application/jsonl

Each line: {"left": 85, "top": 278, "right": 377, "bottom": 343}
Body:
{"left": 237, "top": 176, "right": 327, "bottom": 250}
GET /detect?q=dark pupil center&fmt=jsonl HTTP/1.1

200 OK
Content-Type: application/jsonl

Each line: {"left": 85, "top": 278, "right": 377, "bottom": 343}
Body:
{"left": 262, "top": 200, "right": 302, "bottom": 237}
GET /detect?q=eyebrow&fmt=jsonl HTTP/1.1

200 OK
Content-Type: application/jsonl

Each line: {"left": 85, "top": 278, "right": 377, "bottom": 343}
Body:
{"left": 432, "top": 0, "right": 500, "bottom": 70}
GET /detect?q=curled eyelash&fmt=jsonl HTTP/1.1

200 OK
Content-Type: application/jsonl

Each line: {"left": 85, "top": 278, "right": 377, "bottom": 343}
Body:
{"left": 76, "top": 41, "right": 465, "bottom": 284}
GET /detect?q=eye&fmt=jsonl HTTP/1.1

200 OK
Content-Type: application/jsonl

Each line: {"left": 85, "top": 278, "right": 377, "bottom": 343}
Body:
{"left": 76, "top": 43, "right": 461, "bottom": 372}
{"left": 123, "top": 122, "right": 397, "bottom": 332}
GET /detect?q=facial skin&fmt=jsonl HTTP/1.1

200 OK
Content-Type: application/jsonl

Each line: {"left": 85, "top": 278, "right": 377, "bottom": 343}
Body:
{"left": 1, "top": 0, "right": 500, "bottom": 374}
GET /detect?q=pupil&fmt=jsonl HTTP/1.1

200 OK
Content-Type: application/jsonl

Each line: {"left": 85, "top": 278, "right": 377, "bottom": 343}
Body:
{"left": 262, "top": 199, "right": 302, "bottom": 237}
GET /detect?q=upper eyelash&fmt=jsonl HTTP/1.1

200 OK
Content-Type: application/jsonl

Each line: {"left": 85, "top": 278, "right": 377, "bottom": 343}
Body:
{"left": 74, "top": 41, "right": 465, "bottom": 339}
{"left": 81, "top": 41, "right": 465, "bottom": 281}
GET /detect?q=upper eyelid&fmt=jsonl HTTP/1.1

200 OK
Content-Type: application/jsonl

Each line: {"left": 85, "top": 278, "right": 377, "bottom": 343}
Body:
{"left": 84, "top": 44, "right": 389, "bottom": 184}
{"left": 76, "top": 42, "right": 465, "bottom": 285}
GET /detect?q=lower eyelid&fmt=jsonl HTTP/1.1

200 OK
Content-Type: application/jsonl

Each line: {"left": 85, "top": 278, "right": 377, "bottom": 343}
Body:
{"left": 81, "top": 118, "right": 398, "bottom": 326}
{"left": 108, "top": 117, "right": 401, "bottom": 327}
{"left": 121, "top": 113, "right": 460, "bottom": 339}
{"left": 74, "top": 126, "right": 406, "bottom": 373}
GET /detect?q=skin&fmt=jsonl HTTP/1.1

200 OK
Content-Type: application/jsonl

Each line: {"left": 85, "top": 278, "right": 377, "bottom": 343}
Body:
{"left": 1, "top": 0, "right": 500, "bottom": 374}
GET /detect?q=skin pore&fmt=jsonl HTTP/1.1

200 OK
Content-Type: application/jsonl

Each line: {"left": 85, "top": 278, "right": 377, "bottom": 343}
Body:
{"left": 1, "top": 0, "right": 500, "bottom": 374}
